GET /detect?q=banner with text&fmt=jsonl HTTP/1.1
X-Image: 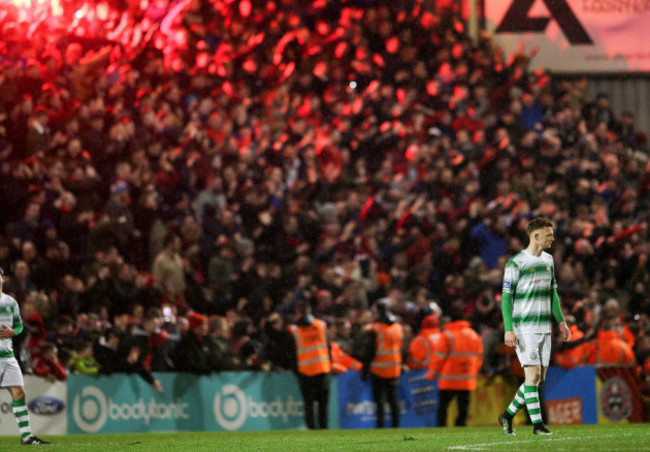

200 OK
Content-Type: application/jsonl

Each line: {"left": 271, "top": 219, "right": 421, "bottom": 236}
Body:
{"left": 67, "top": 373, "right": 200, "bottom": 434}
{"left": 543, "top": 366, "right": 598, "bottom": 425}
{"left": 68, "top": 372, "right": 339, "bottom": 433}
{"left": 204, "top": 371, "right": 307, "bottom": 431}
{"left": 57, "top": 365, "right": 630, "bottom": 433}
{"left": 337, "top": 370, "right": 438, "bottom": 429}
{"left": 0, "top": 376, "right": 67, "bottom": 436}
{"left": 486, "top": 1, "right": 650, "bottom": 72}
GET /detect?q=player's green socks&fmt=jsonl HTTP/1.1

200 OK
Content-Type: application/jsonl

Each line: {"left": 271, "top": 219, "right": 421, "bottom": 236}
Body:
{"left": 506, "top": 384, "right": 526, "bottom": 417}
{"left": 13, "top": 398, "right": 32, "bottom": 440}
{"left": 524, "top": 385, "right": 543, "bottom": 424}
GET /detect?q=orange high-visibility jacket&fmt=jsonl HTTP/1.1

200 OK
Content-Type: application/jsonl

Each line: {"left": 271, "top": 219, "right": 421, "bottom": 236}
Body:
{"left": 289, "top": 319, "right": 332, "bottom": 376}
{"left": 622, "top": 323, "right": 635, "bottom": 349}
{"left": 331, "top": 340, "right": 362, "bottom": 374}
{"left": 426, "top": 320, "right": 483, "bottom": 390}
{"left": 585, "top": 330, "right": 635, "bottom": 368}
{"left": 553, "top": 325, "right": 588, "bottom": 369}
{"left": 369, "top": 322, "right": 403, "bottom": 378}
{"left": 406, "top": 328, "right": 441, "bottom": 369}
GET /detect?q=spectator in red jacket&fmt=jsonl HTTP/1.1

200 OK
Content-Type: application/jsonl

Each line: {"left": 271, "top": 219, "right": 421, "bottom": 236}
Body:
{"left": 32, "top": 343, "right": 67, "bottom": 381}
{"left": 24, "top": 310, "right": 47, "bottom": 362}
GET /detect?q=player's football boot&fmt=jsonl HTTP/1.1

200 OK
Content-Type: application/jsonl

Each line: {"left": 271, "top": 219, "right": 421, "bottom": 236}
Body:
{"left": 498, "top": 413, "right": 516, "bottom": 436}
{"left": 21, "top": 435, "right": 51, "bottom": 445}
{"left": 532, "top": 424, "right": 554, "bottom": 435}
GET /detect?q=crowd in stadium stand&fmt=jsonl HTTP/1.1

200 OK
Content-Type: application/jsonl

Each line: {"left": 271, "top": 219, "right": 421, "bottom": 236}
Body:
{"left": 0, "top": 0, "right": 649, "bottom": 403}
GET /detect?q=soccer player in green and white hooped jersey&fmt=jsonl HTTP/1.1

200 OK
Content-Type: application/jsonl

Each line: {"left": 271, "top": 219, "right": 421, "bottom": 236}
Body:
{"left": 497, "top": 217, "right": 571, "bottom": 436}
{"left": 0, "top": 267, "right": 50, "bottom": 445}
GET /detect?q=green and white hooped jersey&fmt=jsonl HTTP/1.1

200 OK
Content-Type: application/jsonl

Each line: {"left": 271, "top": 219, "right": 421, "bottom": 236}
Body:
{"left": 0, "top": 293, "right": 21, "bottom": 359}
{"left": 502, "top": 250, "right": 556, "bottom": 334}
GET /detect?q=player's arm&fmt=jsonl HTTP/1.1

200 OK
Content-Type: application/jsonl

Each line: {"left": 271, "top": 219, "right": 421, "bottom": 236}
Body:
{"left": 12, "top": 313, "right": 24, "bottom": 335}
{"left": 552, "top": 289, "right": 571, "bottom": 342}
{"left": 0, "top": 301, "right": 23, "bottom": 338}
{"left": 502, "top": 293, "right": 517, "bottom": 347}
{"left": 550, "top": 264, "right": 571, "bottom": 342}
{"left": 501, "top": 262, "right": 517, "bottom": 347}
{"left": 12, "top": 302, "right": 24, "bottom": 335}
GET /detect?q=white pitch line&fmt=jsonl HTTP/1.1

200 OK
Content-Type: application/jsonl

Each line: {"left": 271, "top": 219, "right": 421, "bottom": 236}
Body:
{"left": 448, "top": 432, "right": 649, "bottom": 450}
{"left": 449, "top": 436, "right": 583, "bottom": 450}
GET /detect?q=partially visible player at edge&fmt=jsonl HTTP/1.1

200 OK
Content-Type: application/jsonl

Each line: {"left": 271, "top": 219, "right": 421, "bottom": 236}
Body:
{"left": 0, "top": 267, "right": 51, "bottom": 445}
{"left": 498, "top": 217, "right": 571, "bottom": 436}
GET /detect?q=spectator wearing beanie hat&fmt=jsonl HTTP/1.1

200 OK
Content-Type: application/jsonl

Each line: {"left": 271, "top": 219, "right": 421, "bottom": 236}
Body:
{"left": 187, "top": 312, "right": 207, "bottom": 332}
{"left": 171, "top": 312, "right": 212, "bottom": 374}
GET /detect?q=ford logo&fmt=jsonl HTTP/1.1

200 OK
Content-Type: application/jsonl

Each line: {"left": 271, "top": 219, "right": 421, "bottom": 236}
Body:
{"left": 28, "top": 397, "right": 65, "bottom": 416}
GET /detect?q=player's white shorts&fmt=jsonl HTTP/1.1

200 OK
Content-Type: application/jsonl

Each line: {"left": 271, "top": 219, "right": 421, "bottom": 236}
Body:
{"left": 0, "top": 358, "right": 25, "bottom": 388}
{"left": 515, "top": 332, "right": 551, "bottom": 367}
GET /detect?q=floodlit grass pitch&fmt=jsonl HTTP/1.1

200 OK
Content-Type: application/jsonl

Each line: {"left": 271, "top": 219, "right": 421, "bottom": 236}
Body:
{"left": 1, "top": 424, "right": 648, "bottom": 451}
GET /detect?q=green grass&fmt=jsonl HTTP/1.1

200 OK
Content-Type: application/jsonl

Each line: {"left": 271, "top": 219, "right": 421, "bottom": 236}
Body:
{"left": 1, "top": 424, "right": 648, "bottom": 451}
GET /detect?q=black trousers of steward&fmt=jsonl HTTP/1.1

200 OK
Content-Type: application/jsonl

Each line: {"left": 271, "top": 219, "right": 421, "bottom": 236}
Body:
{"left": 437, "top": 389, "right": 470, "bottom": 427}
{"left": 370, "top": 374, "right": 400, "bottom": 428}
{"left": 297, "top": 372, "right": 330, "bottom": 429}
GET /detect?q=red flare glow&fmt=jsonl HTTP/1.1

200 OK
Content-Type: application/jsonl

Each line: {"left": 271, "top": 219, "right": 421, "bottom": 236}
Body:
{"left": 316, "top": 22, "right": 329, "bottom": 35}
{"left": 242, "top": 59, "right": 257, "bottom": 72}
{"left": 396, "top": 88, "right": 405, "bottom": 105}
{"left": 96, "top": 2, "right": 109, "bottom": 21}
{"left": 352, "top": 97, "right": 363, "bottom": 115}
{"left": 280, "top": 62, "right": 295, "bottom": 82}
{"left": 426, "top": 80, "right": 439, "bottom": 96}
{"left": 335, "top": 42, "right": 347, "bottom": 58}
{"left": 421, "top": 11, "right": 437, "bottom": 29}
{"left": 196, "top": 52, "right": 209, "bottom": 69}
{"left": 452, "top": 43, "right": 463, "bottom": 59}
{"left": 386, "top": 37, "right": 399, "bottom": 54}
{"left": 247, "top": 33, "right": 265, "bottom": 46}
{"left": 239, "top": 0, "right": 251, "bottom": 17}
{"left": 307, "top": 45, "right": 321, "bottom": 56}
{"left": 222, "top": 81, "right": 233, "bottom": 97}
{"left": 288, "top": 14, "right": 301, "bottom": 27}
{"left": 313, "top": 61, "right": 327, "bottom": 78}
{"left": 405, "top": 144, "right": 418, "bottom": 161}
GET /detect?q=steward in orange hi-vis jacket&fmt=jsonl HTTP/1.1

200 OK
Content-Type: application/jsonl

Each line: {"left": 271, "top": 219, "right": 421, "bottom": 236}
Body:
{"left": 361, "top": 300, "right": 403, "bottom": 429}
{"left": 289, "top": 300, "right": 332, "bottom": 429}
{"left": 552, "top": 316, "right": 592, "bottom": 369}
{"left": 331, "top": 340, "right": 362, "bottom": 374}
{"left": 426, "top": 310, "right": 483, "bottom": 427}
{"left": 407, "top": 314, "right": 441, "bottom": 369}
{"left": 584, "top": 321, "right": 635, "bottom": 368}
